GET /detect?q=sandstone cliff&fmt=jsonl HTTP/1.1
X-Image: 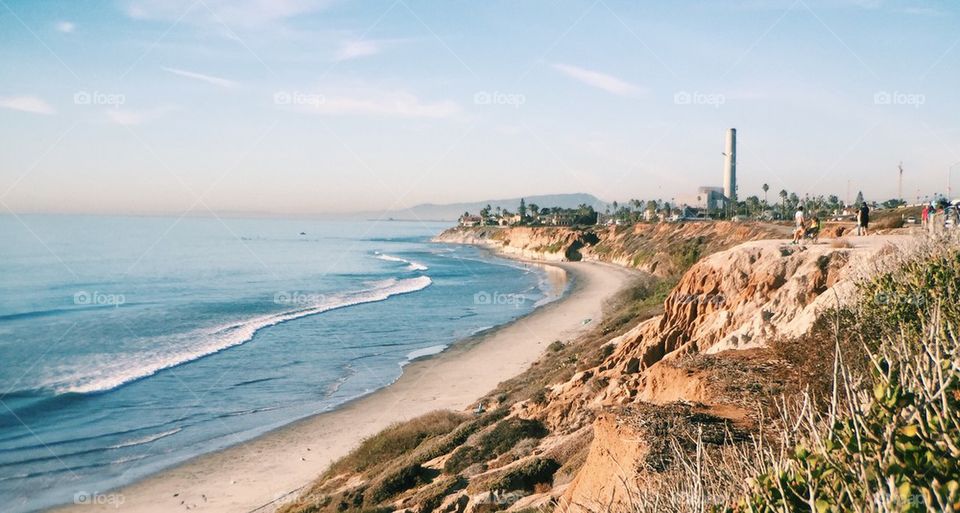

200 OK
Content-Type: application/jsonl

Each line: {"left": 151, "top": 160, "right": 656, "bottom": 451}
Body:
{"left": 544, "top": 237, "right": 906, "bottom": 511}
{"left": 282, "top": 229, "right": 910, "bottom": 513}
{"left": 435, "top": 222, "right": 791, "bottom": 277}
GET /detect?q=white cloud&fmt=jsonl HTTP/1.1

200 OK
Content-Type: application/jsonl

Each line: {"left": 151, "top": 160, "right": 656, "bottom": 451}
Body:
{"left": 106, "top": 106, "right": 174, "bottom": 126}
{"left": 126, "top": 0, "right": 335, "bottom": 28}
{"left": 162, "top": 67, "right": 238, "bottom": 88}
{"left": 334, "top": 40, "right": 383, "bottom": 61}
{"left": 898, "top": 6, "right": 943, "bottom": 15}
{"left": 0, "top": 95, "right": 56, "bottom": 115}
{"left": 55, "top": 21, "right": 75, "bottom": 33}
{"left": 282, "top": 87, "right": 460, "bottom": 118}
{"left": 552, "top": 63, "right": 643, "bottom": 96}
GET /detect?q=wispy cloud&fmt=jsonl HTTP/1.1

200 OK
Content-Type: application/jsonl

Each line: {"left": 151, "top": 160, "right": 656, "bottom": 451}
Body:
{"left": 0, "top": 95, "right": 56, "bottom": 115}
{"left": 126, "top": 0, "right": 335, "bottom": 28}
{"left": 552, "top": 63, "right": 643, "bottom": 96}
{"left": 335, "top": 39, "right": 384, "bottom": 61}
{"left": 280, "top": 87, "right": 460, "bottom": 119}
{"left": 898, "top": 6, "right": 944, "bottom": 16}
{"left": 55, "top": 21, "right": 75, "bottom": 33}
{"left": 162, "top": 67, "right": 238, "bottom": 88}
{"left": 106, "top": 106, "right": 175, "bottom": 126}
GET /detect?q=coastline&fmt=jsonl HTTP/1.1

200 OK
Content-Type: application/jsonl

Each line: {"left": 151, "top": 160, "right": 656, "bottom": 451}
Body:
{"left": 50, "top": 258, "right": 638, "bottom": 513}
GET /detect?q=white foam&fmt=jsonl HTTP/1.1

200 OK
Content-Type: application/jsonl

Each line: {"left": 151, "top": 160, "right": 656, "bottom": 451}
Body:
{"left": 49, "top": 276, "right": 433, "bottom": 395}
{"left": 404, "top": 344, "right": 447, "bottom": 362}
{"left": 108, "top": 428, "right": 182, "bottom": 449}
{"left": 374, "top": 252, "right": 429, "bottom": 271}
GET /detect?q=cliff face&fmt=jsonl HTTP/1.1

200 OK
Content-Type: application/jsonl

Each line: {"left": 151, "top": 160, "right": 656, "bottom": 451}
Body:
{"left": 541, "top": 238, "right": 904, "bottom": 511}
{"left": 435, "top": 222, "right": 791, "bottom": 277}
{"left": 284, "top": 226, "right": 910, "bottom": 513}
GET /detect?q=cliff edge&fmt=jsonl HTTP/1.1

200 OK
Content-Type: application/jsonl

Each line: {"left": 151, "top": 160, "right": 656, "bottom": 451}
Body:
{"left": 435, "top": 222, "right": 791, "bottom": 277}
{"left": 281, "top": 230, "right": 916, "bottom": 513}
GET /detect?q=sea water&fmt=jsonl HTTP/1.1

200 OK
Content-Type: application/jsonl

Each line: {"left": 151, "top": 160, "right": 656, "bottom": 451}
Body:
{"left": 0, "top": 215, "right": 559, "bottom": 512}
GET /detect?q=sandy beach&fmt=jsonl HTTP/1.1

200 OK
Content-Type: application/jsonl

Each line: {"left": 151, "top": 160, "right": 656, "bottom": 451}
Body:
{"left": 51, "top": 260, "right": 638, "bottom": 513}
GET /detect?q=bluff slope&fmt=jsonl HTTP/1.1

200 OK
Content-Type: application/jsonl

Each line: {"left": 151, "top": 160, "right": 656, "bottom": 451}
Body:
{"left": 282, "top": 228, "right": 907, "bottom": 513}
{"left": 435, "top": 222, "right": 791, "bottom": 277}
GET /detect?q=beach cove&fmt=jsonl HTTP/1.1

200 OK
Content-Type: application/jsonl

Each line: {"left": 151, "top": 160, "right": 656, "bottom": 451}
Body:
{"left": 50, "top": 259, "right": 638, "bottom": 513}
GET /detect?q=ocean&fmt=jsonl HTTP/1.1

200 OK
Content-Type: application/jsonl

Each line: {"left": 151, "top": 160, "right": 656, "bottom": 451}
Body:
{"left": 0, "top": 215, "right": 560, "bottom": 513}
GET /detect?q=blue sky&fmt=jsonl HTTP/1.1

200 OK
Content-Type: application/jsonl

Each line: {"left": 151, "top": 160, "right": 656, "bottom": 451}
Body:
{"left": 0, "top": 0, "right": 957, "bottom": 214}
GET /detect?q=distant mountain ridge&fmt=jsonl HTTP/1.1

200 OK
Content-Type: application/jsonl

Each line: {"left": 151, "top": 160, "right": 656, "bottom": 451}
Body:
{"left": 382, "top": 193, "right": 608, "bottom": 221}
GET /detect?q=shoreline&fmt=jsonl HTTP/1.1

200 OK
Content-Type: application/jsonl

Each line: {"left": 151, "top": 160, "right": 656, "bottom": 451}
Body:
{"left": 50, "top": 258, "right": 638, "bottom": 513}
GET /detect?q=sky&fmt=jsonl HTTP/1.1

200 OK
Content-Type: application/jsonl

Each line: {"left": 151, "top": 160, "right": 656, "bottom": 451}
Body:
{"left": 0, "top": 0, "right": 957, "bottom": 215}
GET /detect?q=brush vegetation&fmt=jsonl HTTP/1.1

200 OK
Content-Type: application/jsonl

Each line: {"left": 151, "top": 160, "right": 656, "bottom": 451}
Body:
{"left": 628, "top": 241, "right": 960, "bottom": 513}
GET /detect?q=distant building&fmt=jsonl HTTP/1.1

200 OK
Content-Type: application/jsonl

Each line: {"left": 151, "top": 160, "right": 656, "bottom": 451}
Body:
{"left": 496, "top": 213, "right": 522, "bottom": 226}
{"left": 458, "top": 214, "right": 483, "bottom": 227}
{"left": 698, "top": 186, "right": 726, "bottom": 211}
{"left": 548, "top": 213, "right": 577, "bottom": 226}
{"left": 596, "top": 213, "right": 624, "bottom": 226}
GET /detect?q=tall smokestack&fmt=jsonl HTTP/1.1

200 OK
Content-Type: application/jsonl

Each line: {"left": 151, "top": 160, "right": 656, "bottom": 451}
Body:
{"left": 723, "top": 128, "right": 737, "bottom": 203}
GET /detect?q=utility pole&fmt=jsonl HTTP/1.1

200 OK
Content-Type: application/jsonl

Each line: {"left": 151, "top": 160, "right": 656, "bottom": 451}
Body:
{"left": 898, "top": 162, "right": 904, "bottom": 203}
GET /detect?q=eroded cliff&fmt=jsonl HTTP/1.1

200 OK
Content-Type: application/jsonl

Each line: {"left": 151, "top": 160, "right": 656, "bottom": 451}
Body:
{"left": 434, "top": 222, "right": 791, "bottom": 277}
{"left": 281, "top": 229, "right": 910, "bottom": 513}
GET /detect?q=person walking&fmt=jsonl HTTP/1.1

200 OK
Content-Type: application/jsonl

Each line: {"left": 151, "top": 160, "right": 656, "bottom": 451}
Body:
{"left": 792, "top": 205, "right": 806, "bottom": 244}
{"left": 857, "top": 202, "right": 870, "bottom": 236}
{"left": 921, "top": 204, "right": 929, "bottom": 228}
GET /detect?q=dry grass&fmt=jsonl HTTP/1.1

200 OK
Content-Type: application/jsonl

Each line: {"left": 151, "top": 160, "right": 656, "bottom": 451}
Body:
{"left": 477, "top": 276, "right": 666, "bottom": 415}
{"left": 623, "top": 240, "right": 960, "bottom": 513}
{"left": 324, "top": 410, "right": 467, "bottom": 477}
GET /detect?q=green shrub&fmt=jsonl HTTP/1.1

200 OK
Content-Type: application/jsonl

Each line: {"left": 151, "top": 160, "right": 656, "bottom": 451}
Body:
{"left": 859, "top": 249, "right": 960, "bottom": 339}
{"left": 490, "top": 458, "right": 561, "bottom": 492}
{"left": 444, "top": 445, "right": 483, "bottom": 474}
{"left": 409, "top": 476, "right": 467, "bottom": 512}
{"left": 719, "top": 326, "right": 960, "bottom": 513}
{"left": 478, "top": 418, "right": 548, "bottom": 455}
{"left": 367, "top": 463, "right": 430, "bottom": 504}
{"left": 530, "top": 388, "right": 549, "bottom": 405}
{"left": 329, "top": 411, "right": 466, "bottom": 475}
{"left": 714, "top": 244, "right": 960, "bottom": 513}
{"left": 413, "top": 408, "right": 507, "bottom": 466}
{"left": 444, "top": 418, "right": 549, "bottom": 475}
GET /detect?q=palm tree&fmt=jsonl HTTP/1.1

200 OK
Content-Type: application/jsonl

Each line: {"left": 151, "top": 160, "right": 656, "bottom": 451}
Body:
{"left": 762, "top": 183, "right": 770, "bottom": 207}
{"left": 779, "top": 189, "right": 788, "bottom": 219}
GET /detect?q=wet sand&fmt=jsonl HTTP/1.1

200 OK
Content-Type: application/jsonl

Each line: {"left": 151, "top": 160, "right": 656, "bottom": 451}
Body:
{"left": 51, "top": 261, "right": 638, "bottom": 513}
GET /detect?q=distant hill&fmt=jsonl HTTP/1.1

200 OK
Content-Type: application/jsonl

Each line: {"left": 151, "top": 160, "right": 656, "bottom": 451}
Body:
{"left": 379, "top": 193, "right": 609, "bottom": 221}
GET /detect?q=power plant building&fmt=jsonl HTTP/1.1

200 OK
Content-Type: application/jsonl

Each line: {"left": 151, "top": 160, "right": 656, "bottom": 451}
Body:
{"left": 681, "top": 128, "right": 738, "bottom": 214}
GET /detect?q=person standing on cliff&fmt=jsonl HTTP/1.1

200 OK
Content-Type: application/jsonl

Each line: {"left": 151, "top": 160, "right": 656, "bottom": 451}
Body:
{"left": 792, "top": 205, "right": 806, "bottom": 244}
{"left": 857, "top": 202, "right": 870, "bottom": 236}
